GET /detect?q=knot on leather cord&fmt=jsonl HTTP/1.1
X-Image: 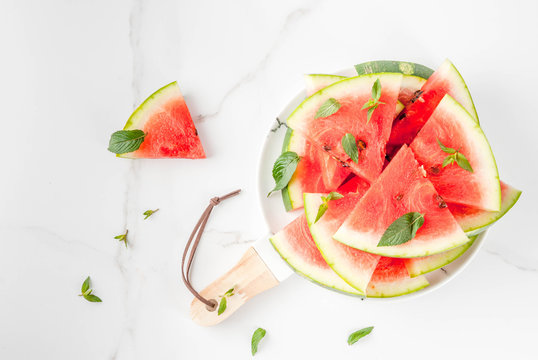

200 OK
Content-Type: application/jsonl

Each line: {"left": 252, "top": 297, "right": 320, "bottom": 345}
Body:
{"left": 181, "top": 189, "right": 241, "bottom": 311}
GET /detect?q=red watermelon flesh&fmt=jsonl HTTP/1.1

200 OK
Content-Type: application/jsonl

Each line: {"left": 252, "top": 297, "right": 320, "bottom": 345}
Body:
{"left": 121, "top": 82, "right": 205, "bottom": 159}
{"left": 387, "top": 60, "right": 478, "bottom": 156}
{"left": 286, "top": 129, "right": 351, "bottom": 196}
{"left": 410, "top": 95, "right": 500, "bottom": 211}
{"left": 333, "top": 145, "right": 470, "bottom": 258}
{"left": 287, "top": 74, "right": 403, "bottom": 183}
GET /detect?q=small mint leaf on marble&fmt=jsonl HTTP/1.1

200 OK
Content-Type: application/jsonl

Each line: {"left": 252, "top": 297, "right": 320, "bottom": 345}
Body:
{"left": 251, "top": 328, "right": 267, "bottom": 355}
{"left": 143, "top": 209, "right": 159, "bottom": 220}
{"left": 347, "top": 326, "right": 374, "bottom": 345}
{"left": 114, "top": 230, "right": 128, "bottom": 248}
{"left": 79, "top": 276, "right": 102, "bottom": 303}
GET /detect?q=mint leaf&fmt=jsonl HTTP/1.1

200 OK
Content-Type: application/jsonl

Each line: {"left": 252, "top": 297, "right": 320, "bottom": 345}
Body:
{"left": 268, "top": 152, "right": 300, "bottom": 197}
{"left": 81, "top": 276, "right": 90, "bottom": 293}
{"left": 366, "top": 105, "right": 377, "bottom": 124}
{"left": 342, "top": 133, "right": 358, "bottom": 163}
{"left": 362, "top": 80, "right": 384, "bottom": 124}
{"left": 437, "top": 138, "right": 473, "bottom": 172}
{"left": 251, "top": 328, "right": 267, "bottom": 356}
{"left": 372, "top": 78, "right": 382, "bottom": 101}
{"left": 437, "top": 138, "right": 456, "bottom": 154}
{"left": 84, "top": 294, "right": 102, "bottom": 302}
{"left": 224, "top": 287, "right": 235, "bottom": 297}
{"left": 326, "top": 192, "right": 344, "bottom": 201}
{"left": 114, "top": 230, "right": 128, "bottom": 248}
{"left": 315, "top": 203, "right": 328, "bottom": 223}
{"left": 361, "top": 99, "right": 376, "bottom": 110}
{"left": 315, "top": 98, "right": 341, "bottom": 119}
{"left": 79, "top": 276, "right": 102, "bottom": 302}
{"left": 455, "top": 152, "right": 474, "bottom": 172}
{"left": 143, "top": 209, "right": 159, "bottom": 220}
{"left": 347, "top": 326, "right": 374, "bottom": 345}
{"left": 108, "top": 130, "right": 146, "bottom": 154}
{"left": 377, "top": 212, "right": 425, "bottom": 247}
{"left": 442, "top": 155, "right": 455, "bottom": 168}
{"left": 217, "top": 296, "right": 227, "bottom": 316}
{"left": 315, "top": 192, "right": 343, "bottom": 223}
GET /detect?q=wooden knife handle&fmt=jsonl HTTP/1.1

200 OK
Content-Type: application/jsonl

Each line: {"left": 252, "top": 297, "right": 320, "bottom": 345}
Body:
{"left": 190, "top": 246, "right": 279, "bottom": 326}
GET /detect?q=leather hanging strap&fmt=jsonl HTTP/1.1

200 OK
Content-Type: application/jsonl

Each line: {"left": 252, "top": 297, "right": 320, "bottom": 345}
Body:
{"left": 181, "top": 189, "right": 241, "bottom": 311}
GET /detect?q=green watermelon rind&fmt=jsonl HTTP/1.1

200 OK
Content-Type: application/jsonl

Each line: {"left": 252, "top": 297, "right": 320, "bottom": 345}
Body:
{"left": 366, "top": 276, "right": 430, "bottom": 298}
{"left": 304, "top": 74, "right": 347, "bottom": 95}
{"left": 460, "top": 183, "right": 522, "bottom": 237}
{"left": 354, "top": 60, "right": 434, "bottom": 79}
{"left": 119, "top": 81, "right": 180, "bottom": 158}
{"left": 405, "top": 236, "right": 477, "bottom": 278}
{"left": 280, "top": 128, "right": 295, "bottom": 212}
{"left": 438, "top": 60, "right": 479, "bottom": 122}
{"left": 269, "top": 230, "right": 363, "bottom": 297}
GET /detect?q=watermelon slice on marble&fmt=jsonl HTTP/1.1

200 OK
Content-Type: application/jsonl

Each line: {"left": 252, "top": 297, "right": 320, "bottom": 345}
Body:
{"left": 119, "top": 81, "right": 205, "bottom": 159}
{"left": 449, "top": 181, "right": 521, "bottom": 236}
{"left": 387, "top": 59, "right": 478, "bottom": 155}
{"left": 410, "top": 95, "right": 500, "bottom": 211}
{"left": 334, "top": 145, "right": 470, "bottom": 258}
{"left": 287, "top": 73, "right": 402, "bottom": 183}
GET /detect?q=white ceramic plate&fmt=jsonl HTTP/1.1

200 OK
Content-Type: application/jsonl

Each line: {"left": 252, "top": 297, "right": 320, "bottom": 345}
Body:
{"left": 256, "top": 67, "right": 486, "bottom": 301}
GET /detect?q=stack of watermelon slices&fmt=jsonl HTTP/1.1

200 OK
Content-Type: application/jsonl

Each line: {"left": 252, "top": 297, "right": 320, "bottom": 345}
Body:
{"left": 270, "top": 60, "right": 521, "bottom": 297}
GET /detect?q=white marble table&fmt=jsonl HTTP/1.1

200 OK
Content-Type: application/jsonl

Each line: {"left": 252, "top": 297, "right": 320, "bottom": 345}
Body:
{"left": 1, "top": 0, "right": 537, "bottom": 359}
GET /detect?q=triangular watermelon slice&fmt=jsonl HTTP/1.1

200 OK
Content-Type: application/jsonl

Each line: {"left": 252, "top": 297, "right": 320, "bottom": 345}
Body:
{"left": 304, "top": 193, "right": 381, "bottom": 293}
{"left": 410, "top": 94, "right": 501, "bottom": 211}
{"left": 269, "top": 214, "right": 362, "bottom": 295}
{"left": 387, "top": 59, "right": 478, "bottom": 155}
{"left": 334, "top": 145, "right": 470, "bottom": 258}
{"left": 449, "top": 181, "right": 521, "bottom": 236}
{"left": 119, "top": 81, "right": 205, "bottom": 159}
{"left": 287, "top": 73, "right": 403, "bottom": 183}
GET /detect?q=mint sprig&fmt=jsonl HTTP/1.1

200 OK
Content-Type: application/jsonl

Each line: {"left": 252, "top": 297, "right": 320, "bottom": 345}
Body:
{"left": 79, "top": 276, "right": 102, "bottom": 302}
{"left": 143, "top": 209, "right": 159, "bottom": 220}
{"left": 437, "top": 138, "right": 473, "bottom": 173}
{"left": 114, "top": 230, "right": 128, "bottom": 248}
{"left": 251, "top": 328, "right": 267, "bottom": 356}
{"left": 268, "top": 152, "right": 300, "bottom": 197}
{"left": 377, "top": 212, "right": 424, "bottom": 247}
{"left": 217, "top": 287, "right": 235, "bottom": 316}
{"left": 315, "top": 98, "right": 341, "bottom": 119}
{"left": 361, "top": 79, "right": 385, "bottom": 123}
{"left": 315, "top": 192, "right": 344, "bottom": 223}
{"left": 108, "top": 130, "right": 146, "bottom": 154}
{"left": 341, "top": 133, "right": 359, "bottom": 163}
{"left": 347, "top": 326, "right": 374, "bottom": 345}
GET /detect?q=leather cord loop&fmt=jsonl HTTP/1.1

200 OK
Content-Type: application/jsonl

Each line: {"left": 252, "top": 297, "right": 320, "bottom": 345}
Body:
{"left": 181, "top": 189, "right": 241, "bottom": 310}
